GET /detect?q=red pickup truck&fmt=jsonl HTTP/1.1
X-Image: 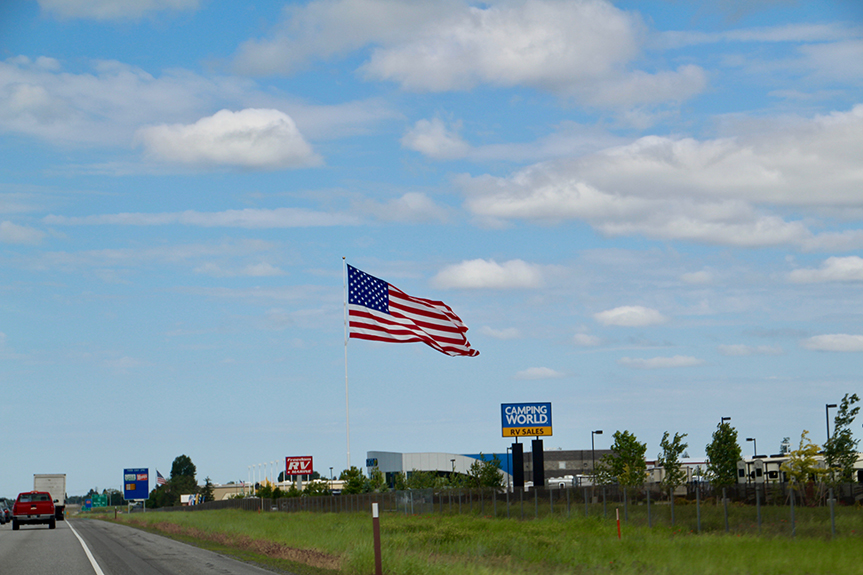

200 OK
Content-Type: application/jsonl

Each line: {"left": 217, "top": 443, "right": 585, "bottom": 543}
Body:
{"left": 11, "top": 491, "right": 56, "bottom": 530}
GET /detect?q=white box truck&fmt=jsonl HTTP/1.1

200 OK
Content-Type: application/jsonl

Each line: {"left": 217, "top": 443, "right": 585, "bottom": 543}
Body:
{"left": 33, "top": 474, "right": 66, "bottom": 520}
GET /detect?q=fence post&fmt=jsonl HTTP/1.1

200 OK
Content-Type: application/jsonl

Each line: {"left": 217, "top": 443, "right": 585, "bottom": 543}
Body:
{"left": 520, "top": 488, "right": 524, "bottom": 520}
{"left": 623, "top": 488, "right": 628, "bottom": 521}
{"left": 790, "top": 487, "right": 796, "bottom": 537}
{"left": 647, "top": 487, "right": 651, "bottom": 528}
{"left": 534, "top": 487, "right": 538, "bottom": 519}
{"left": 603, "top": 487, "right": 607, "bottom": 518}
{"left": 505, "top": 484, "right": 509, "bottom": 518}
{"left": 566, "top": 487, "right": 570, "bottom": 518}
{"left": 696, "top": 482, "right": 701, "bottom": 534}
{"left": 584, "top": 487, "right": 588, "bottom": 517}
{"left": 670, "top": 488, "right": 675, "bottom": 526}
{"left": 756, "top": 483, "right": 761, "bottom": 533}
{"left": 829, "top": 487, "right": 836, "bottom": 539}
{"left": 723, "top": 488, "right": 729, "bottom": 533}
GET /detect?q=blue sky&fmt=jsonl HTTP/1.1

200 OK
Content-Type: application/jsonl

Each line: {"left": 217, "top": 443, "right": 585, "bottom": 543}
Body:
{"left": 2, "top": 0, "right": 863, "bottom": 496}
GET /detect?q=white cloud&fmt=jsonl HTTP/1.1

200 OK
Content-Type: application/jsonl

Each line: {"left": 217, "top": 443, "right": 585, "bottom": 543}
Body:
{"left": 480, "top": 326, "right": 521, "bottom": 340}
{"left": 404, "top": 117, "right": 627, "bottom": 163}
{"left": 356, "top": 192, "right": 450, "bottom": 223}
{"left": 572, "top": 333, "right": 602, "bottom": 346}
{"left": 401, "top": 118, "right": 470, "bottom": 159}
{"left": 0, "top": 221, "right": 45, "bottom": 244}
{"left": 235, "top": 0, "right": 706, "bottom": 107}
{"left": 618, "top": 355, "right": 704, "bottom": 369}
{"left": 135, "top": 109, "right": 321, "bottom": 170}
{"left": 103, "top": 356, "right": 143, "bottom": 371}
{"left": 680, "top": 270, "right": 714, "bottom": 285}
{"left": 460, "top": 105, "right": 863, "bottom": 248}
{"left": 431, "top": 259, "right": 544, "bottom": 289}
{"left": 801, "top": 334, "right": 863, "bottom": 352}
{"left": 788, "top": 256, "right": 863, "bottom": 283}
{"left": 44, "top": 207, "right": 359, "bottom": 228}
{"left": 718, "top": 344, "right": 783, "bottom": 356}
{"left": 0, "top": 57, "right": 398, "bottom": 150}
{"left": 194, "top": 262, "right": 286, "bottom": 278}
{"left": 594, "top": 306, "right": 667, "bottom": 327}
{"left": 514, "top": 366, "right": 564, "bottom": 380}
{"left": 658, "top": 23, "right": 858, "bottom": 50}
{"left": 38, "top": 0, "right": 199, "bottom": 20}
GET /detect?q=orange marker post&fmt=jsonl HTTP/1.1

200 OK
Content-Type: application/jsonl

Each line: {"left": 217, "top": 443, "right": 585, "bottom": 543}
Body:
{"left": 616, "top": 508, "right": 621, "bottom": 540}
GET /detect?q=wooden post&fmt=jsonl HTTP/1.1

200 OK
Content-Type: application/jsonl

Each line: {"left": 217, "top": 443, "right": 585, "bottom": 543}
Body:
{"left": 372, "top": 503, "right": 383, "bottom": 575}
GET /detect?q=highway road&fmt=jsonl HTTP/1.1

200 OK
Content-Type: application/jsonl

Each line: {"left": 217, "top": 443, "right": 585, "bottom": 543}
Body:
{"left": 0, "top": 518, "right": 285, "bottom": 575}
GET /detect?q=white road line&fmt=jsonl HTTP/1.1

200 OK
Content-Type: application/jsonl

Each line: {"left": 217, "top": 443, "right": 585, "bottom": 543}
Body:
{"left": 68, "top": 521, "right": 107, "bottom": 575}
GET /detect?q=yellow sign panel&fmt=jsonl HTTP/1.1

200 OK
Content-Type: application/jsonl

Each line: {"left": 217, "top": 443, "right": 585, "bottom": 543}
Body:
{"left": 502, "top": 426, "right": 552, "bottom": 437}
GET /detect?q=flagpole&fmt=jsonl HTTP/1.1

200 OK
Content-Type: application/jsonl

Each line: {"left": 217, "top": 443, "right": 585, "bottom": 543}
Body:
{"left": 343, "top": 257, "right": 351, "bottom": 470}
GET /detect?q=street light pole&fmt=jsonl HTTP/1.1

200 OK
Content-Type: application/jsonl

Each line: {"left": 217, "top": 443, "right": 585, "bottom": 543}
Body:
{"left": 591, "top": 430, "right": 603, "bottom": 482}
{"left": 826, "top": 403, "right": 838, "bottom": 442}
{"left": 746, "top": 437, "right": 757, "bottom": 457}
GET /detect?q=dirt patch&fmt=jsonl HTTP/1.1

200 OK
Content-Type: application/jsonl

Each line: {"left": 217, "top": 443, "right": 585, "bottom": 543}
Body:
{"left": 125, "top": 519, "right": 342, "bottom": 571}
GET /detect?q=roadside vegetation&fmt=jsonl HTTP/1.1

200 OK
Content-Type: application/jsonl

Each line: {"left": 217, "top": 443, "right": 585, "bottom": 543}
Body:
{"left": 85, "top": 507, "right": 863, "bottom": 575}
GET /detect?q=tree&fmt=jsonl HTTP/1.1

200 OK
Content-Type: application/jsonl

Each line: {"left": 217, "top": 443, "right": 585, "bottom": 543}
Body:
{"left": 201, "top": 477, "right": 215, "bottom": 503}
{"left": 705, "top": 421, "right": 742, "bottom": 489}
{"left": 657, "top": 431, "right": 689, "bottom": 493}
{"left": 406, "top": 469, "right": 439, "bottom": 489}
{"left": 824, "top": 393, "right": 860, "bottom": 483}
{"left": 781, "top": 430, "right": 827, "bottom": 505}
{"left": 170, "top": 454, "right": 198, "bottom": 497}
{"left": 466, "top": 454, "right": 505, "bottom": 489}
{"left": 367, "top": 468, "right": 389, "bottom": 493}
{"left": 597, "top": 430, "right": 647, "bottom": 487}
{"left": 304, "top": 481, "right": 332, "bottom": 496}
{"left": 171, "top": 454, "right": 196, "bottom": 479}
{"left": 147, "top": 454, "right": 200, "bottom": 508}
{"left": 339, "top": 466, "right": 366, "bottom": 494}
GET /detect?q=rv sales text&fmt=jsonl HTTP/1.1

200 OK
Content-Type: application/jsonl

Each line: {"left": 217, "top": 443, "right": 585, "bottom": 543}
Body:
{"left": 503, "top": 404, "right": 549, "bottom": 425}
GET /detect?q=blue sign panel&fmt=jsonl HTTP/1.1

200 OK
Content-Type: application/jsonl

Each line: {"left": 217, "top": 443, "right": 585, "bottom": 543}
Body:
{"left": 123, "top": 468, "right": 149, "bottom": 500}
{"left": 501, "top": 402, "right": 552, "bottom": 437}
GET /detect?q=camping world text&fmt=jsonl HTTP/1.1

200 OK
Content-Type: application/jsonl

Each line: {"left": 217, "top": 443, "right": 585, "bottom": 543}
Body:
{"left": 501, "top": 402, "right": 552, "bottom": 438}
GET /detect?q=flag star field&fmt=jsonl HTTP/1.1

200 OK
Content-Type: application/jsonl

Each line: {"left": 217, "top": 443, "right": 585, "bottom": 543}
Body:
{"left": 1, "top": 0, "right": 862, "bottom": 495}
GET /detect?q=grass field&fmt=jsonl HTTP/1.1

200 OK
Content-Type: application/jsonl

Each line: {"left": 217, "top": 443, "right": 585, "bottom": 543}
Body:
{"left": 85, "top": 504, "right": 863, "bottom": 575}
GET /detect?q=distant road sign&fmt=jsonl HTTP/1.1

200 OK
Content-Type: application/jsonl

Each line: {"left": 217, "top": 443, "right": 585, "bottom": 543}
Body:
{"left": 123, "top": 468, "right": 149, "bottom": 500}
{"left": 501, "top": 402, "right": 552, "bottom": 437}
{"left": 285, "top": 456, "right": 313, "bottom": 476}
{"left": 92, "top": 493, "right": 107, "bottom": 507}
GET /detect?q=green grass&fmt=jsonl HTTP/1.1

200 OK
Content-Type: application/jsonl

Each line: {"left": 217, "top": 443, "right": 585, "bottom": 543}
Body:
{"left": 88, "top": 506, "right": 863, "bottom": 575}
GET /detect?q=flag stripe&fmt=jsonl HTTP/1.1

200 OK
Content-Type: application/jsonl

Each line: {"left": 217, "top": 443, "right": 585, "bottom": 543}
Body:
{"left": 346, "top": 264, "right": 478, "bottom": 357}
{"left": 350, "top": 310, "right": 469, "bottom": 344}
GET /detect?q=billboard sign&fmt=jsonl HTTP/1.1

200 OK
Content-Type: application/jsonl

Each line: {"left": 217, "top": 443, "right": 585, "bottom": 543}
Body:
{"left": 123, "top": 468, "right": 149, "bottom": 500}
{"left": 285, "top": 456, "right": 313, "bottom": 476}
{"left": 501, "top": 402, "right": 552, "bottom": 437}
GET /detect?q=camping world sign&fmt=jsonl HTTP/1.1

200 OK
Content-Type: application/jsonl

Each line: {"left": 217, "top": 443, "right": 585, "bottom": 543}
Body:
{"left": 501, "top": 402, "right": 552, "bottom": 437}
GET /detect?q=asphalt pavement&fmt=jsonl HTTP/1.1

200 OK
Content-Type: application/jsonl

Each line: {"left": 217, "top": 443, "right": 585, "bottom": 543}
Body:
{"left": 0, "top": 517, "right": 286, "bottom": 575}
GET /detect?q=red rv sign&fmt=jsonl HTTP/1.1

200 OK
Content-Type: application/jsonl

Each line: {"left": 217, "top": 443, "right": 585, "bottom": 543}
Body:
{"left": 285, "top": 456, "right": 313, "bottom": 476}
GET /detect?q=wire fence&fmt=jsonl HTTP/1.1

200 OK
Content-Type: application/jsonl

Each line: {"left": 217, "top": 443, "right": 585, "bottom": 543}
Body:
{"left": 151, "top": 482, "right": 863, "bottom": 538}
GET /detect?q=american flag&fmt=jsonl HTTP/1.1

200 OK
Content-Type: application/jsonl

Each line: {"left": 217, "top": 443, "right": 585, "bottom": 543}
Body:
{"left": 347, "top": 264, "right": 479, "bottom": 357}
{"left": 156, "top": 470, "right": 167, "bottom": 486}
